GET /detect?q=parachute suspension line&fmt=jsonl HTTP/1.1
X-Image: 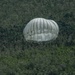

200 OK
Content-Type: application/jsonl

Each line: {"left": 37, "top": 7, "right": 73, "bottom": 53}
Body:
{"left": 31, "top": 21, "right": 33, "bottom": 40}
{"left": 43, "top": 19, "right": 45, "bottom": 41}
{"left": 40, "top": 18, "right": 42, "bottom": 41}
{"left": 46, "top": 20, "right": 49, "bottom": 40}
{"left": 49, "top": 21, "right": 51, "bottom": 33}
{"left": 50, "top": 21, "right": 53, "bottom": 40}
{"left": 32, "top": 21, "right": 34, "bottom": 40}
{"left": 42, "top": 19, "right": 44, "bottom": 34}
{"left": 34, "top": 20, "right": 36, "bottom": 41}
{"left": 36, "top": 19, "right": 38, "bottom": 41}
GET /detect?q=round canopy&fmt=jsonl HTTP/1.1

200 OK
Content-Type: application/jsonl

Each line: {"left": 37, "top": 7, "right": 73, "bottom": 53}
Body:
{"left": 23, "top": 18, "right": 59, "bottom": 42}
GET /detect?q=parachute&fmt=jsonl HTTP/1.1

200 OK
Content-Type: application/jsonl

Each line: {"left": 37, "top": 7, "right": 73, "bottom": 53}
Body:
{"left": 23, "top": 18, "right": 59, "bottom": 42}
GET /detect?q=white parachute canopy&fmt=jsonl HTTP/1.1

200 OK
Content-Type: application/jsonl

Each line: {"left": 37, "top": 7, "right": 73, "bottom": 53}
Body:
{"left": 23, "top": 18, "right": 59, "bottom": 42}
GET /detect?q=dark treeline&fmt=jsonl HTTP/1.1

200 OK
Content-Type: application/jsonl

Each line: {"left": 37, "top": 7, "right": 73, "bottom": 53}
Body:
{"left": 0, "top": 18, "right": 75, "bottom": 51}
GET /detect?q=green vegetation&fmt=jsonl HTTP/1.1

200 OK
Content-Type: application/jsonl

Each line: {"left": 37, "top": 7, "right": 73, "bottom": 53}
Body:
{"left": 0, "top": 0, "right": 75, "bottom": 75}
